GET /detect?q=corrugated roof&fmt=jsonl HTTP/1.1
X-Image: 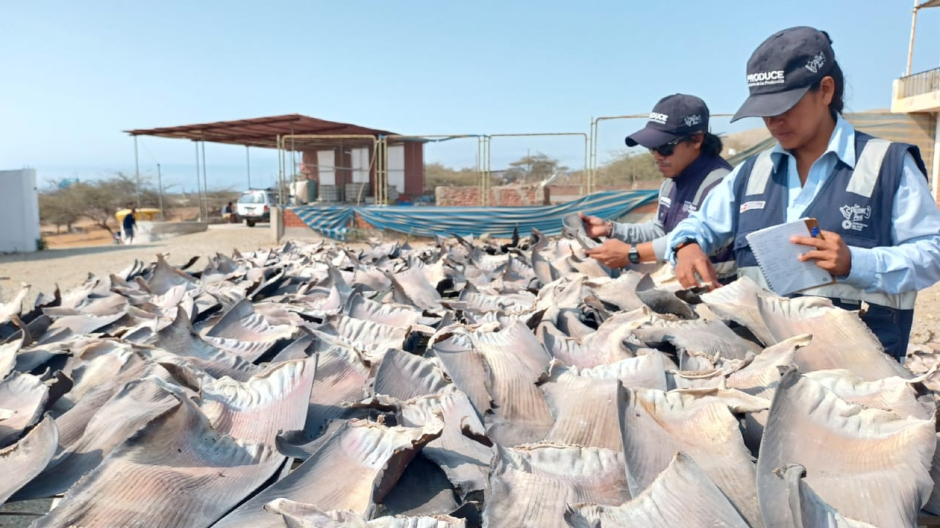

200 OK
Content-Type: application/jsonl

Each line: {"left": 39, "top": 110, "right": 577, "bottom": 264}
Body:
{"left": 125, "top": 114, "right": 396, "bottom": 149}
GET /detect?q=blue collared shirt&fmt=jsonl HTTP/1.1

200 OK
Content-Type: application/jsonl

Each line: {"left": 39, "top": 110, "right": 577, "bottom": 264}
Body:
{"left": 666, "top": 115, "right": 940, "bottom": 295}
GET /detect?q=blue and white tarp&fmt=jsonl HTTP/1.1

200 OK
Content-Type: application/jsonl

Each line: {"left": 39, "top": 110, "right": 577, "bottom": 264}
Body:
{"left": 290, "top": 190, "right": 657, "bottom": 240}
{"left": 291, "top": 206, "right": 357, "bottom": 240}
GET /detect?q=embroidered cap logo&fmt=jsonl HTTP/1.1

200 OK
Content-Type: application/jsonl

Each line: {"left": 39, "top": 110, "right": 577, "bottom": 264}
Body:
{"left": 805, "top": 51, "right": 826, "bottom": 74}
{"left": 747, "top": 70, "right": 785, "bottom": 87}
{"left": 649, "top": 112, "right": 669, "bottom": 125}
{"left": 683, "top": 115, "right": 702, "bottom": 127}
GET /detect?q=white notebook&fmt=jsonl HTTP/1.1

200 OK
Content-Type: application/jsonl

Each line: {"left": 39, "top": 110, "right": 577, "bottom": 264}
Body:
{"left": 744, "top": 218, "right": 835, "bottom": 296}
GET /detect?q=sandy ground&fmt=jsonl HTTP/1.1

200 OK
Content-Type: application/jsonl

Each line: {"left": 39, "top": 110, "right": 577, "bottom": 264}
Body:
{"left": 0, "top": 224, "right": 287, "bottom": 304}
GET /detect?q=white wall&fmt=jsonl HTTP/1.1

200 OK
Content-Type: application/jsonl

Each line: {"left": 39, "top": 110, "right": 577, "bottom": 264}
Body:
{"left": 317, "top": 151, "right": 336, "bottom": 185}
{"left": 0, "top": 169, "right": 40, "bottom": 253}
{"left": 388, "top": 145, "right": 405, "bottom": 193}
{"left": 351, "top": 148, "right": 370, "bottom": 184}
{"left": 933, "top": 114, "right": 940, "bottom": 202}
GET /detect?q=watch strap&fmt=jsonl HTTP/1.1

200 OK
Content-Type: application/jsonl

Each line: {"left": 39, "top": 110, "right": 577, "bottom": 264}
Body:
{"left": 628, "top": 245, "right": 640, "bottom": 264}
{"left": 672, "top": 238, "right": 698, "bottom": 253}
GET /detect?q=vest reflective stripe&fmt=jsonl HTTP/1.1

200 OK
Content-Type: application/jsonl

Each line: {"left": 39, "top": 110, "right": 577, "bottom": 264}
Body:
{"left": 738, "top": 266, "right": 917, "bottom": 310}
{"left": 660, "top": 179, "right": 674, "bottom": 198}
{"left": 846, "top": 139, "right": 890, "bottom": 198}
{"left": 714, "top": 260, "right": 738, "bottom": 279}
{"left": 744, "top": 150, "right": 775, "bottom": 196}
{"left": 732, "top": 131, "right": 925, "bottom": 314}
{"left": 693, "top": 168, "right": 731, "bottom": 205}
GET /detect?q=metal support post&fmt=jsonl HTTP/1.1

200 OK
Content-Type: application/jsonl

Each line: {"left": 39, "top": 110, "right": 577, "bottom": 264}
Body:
{"left": 134, "top": 136, "right": 141, "bottom": 208}
{"left": 157, "top": 163, "right": 164, "bottom": 221}
{"left": 290, "top": 133, "right": 296, "bottom": 185}
{"left": 246, "top": 146, "right": 251, "bottom": 189}
{"left": 377, "top": 137, "right": 387, "bottom": 205}
{"left": 481, "top": 136, "right": 491, "bottom": 206}
{"left": 276, "top": 135, "right": 284, "bottom": 205}
{"left": 200, "top": 139, "right": 209, "bottom": 220}
{"left": 907, "top": 0, "right": 920, "bottom": 77}
{"left": 194, "top": 141, "right": 204, "bottom": 221}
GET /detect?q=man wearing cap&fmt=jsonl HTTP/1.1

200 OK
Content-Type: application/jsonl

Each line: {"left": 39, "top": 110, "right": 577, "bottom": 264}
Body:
{"left": 580, "top": 94, "right": 735, "bottom": 277}
{"left": 666, "top": 26, "right": 940, "bottom": 361}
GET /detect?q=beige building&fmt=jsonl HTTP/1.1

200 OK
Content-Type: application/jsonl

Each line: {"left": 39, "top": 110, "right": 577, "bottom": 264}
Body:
{"left": 891, "top": 0, "right": 940, "bottom": 200}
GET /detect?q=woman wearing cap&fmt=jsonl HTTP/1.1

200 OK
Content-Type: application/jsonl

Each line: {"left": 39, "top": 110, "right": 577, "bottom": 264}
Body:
{"left": 666, "top": 26, "right": 940, "bottom": 361}
{"left": 579, "top": 94, "right": 735, "bottom": 277}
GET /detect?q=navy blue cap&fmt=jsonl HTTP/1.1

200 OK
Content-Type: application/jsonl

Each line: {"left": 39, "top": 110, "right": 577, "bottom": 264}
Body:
{"left": 732, "top": 26, "right": 836, "bottom": 122}
{"left": 625, "top": 94, "right": 710, "bottom": 148}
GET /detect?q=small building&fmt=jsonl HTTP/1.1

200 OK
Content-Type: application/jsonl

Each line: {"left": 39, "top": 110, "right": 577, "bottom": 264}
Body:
{"left": 891, "top": 0, "right": 940, "bottom": 201}
{"left": 0, "top": 169, "right": 41, "bottom": 253}
{"left": 127, "top": 114, "right": 426, "bottom": 204}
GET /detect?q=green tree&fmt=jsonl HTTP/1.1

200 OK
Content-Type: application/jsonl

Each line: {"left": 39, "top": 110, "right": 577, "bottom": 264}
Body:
{"left": 39, "top": 187, "right": 80, "bottom": 233}
{"left": 504, "top": 152, "right": 566, "bottom": 184}
{"left": 67, "top": 173, "right": 159, "bottom": 235}
{"left": 423, "top": 162, "right": 479, "bottom": 190}
{"left": 595, "top": 150, "right": 662, "bottom": 187}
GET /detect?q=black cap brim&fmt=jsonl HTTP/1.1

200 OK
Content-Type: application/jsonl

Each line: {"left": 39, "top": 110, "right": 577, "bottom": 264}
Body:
{"left": 624, "top": 126, "right": 680, "bottom": 148}
{"left": 731, "top": 85, "right": 811, "bottom": 123}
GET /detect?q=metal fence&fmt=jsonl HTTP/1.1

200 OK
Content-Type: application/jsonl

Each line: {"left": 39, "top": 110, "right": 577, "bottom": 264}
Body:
{"left": 898, "top": 67, "right": 940, "bottom": 99}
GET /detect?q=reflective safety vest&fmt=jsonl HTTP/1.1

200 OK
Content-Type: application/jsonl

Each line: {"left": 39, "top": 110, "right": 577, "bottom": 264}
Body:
{"left": 731, "top": 131, "right": 928, "bottom": 360}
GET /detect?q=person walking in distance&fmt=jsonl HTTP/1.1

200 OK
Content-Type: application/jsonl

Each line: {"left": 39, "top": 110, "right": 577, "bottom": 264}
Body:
{"left": 666, "top": 26, "right": 940, "bottom": 361}
{"left": 122, "top": 207, "right": 137, "bottom": 245}
{"left": 579, "top": 94, "right": 735, "bottom": 279}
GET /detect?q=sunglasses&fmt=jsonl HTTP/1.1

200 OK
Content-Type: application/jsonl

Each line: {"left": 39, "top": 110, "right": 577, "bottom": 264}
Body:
{"left": 648, "top": 136, "right": 690, "bottom": 157}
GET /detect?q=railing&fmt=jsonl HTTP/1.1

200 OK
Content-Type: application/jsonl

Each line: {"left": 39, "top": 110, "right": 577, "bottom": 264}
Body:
{"left": 898, "top": 67, "right": 940, "bottom": 98}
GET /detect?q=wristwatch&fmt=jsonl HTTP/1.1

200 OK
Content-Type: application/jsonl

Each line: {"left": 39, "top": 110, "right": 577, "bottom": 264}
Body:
{"left": 628, "top": 245, "right": 640, "bottom": 264}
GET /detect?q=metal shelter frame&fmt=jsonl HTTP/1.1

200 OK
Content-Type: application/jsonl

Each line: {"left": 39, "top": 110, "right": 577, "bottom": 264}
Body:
{"left": 589, "top": 113, "right": 734, "bottom": 190}
{"left": 383, "top": 134, "right": 489, "bottom": 205}
{"left": 488, "top": 132, "right": 589, "bottom": 198}
{"left": 126, "top": 114, "right": 395, "bottom": 219}
{"left": 276, "top": 134, "right": 380, "bottom": 206}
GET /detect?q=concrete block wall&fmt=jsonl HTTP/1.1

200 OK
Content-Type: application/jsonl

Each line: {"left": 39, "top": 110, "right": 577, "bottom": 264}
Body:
{"left": 435, "top": 185, "right": 548, "bottom": 207}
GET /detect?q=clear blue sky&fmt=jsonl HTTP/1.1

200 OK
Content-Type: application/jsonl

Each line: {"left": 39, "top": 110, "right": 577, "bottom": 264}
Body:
{"left": 2, "top": 1, "right": 938, "bottom": 191}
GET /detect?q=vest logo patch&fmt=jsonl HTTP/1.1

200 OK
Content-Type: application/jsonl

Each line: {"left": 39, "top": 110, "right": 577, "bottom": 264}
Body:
{"left": 659, "top": 196, "right": 672, "bottom": 208}
{"left": 681, "top": 201, "right": 697, "bottom": 213}
{"left": 840, "top": 204, "right": 871, "bottom": 231}
{"left": 740, "top": 201, "right": 765, "bottom": 213}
